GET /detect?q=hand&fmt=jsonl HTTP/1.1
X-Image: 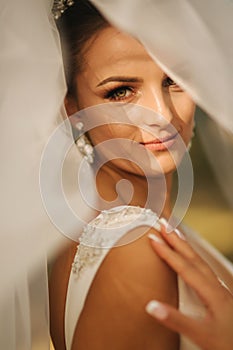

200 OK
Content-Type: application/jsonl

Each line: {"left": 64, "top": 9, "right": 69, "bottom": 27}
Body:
{"left": 146, "top": 223, "right": 233, "bottom": 350}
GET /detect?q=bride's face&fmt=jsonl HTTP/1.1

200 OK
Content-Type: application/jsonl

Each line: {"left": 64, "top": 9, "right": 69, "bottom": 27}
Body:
{"left": 68, "top": 26, "right": 195, "bottom": 175}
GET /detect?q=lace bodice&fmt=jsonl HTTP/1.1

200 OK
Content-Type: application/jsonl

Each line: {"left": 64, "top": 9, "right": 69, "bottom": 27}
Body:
{"left": 72, "top": 206, "right": 160, "bottom": 276}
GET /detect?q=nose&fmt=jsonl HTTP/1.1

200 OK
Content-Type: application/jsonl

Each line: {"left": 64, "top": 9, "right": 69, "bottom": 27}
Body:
{"left": 139, "top": 86, "right": 174, "bottom": 127}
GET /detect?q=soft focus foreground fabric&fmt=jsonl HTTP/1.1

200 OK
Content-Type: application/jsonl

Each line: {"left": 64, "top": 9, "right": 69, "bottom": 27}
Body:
{"left": 0, "top": 0, "right": 97, "bottom": 345}
{"left": 1, "top": 0, "right": 69, "bottom": 348}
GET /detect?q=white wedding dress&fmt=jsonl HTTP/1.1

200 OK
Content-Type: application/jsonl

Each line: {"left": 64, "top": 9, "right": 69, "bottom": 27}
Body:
{"left": 64, "top": 205, "right": 233, "bottom": 350}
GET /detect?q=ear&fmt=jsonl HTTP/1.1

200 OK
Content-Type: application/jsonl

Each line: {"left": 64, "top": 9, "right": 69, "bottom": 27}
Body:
{"left": 64, "top": 95, "right": 78, "bottom": 116}
{"left": 64, "top": 95, "right": 82, "bottom": 131}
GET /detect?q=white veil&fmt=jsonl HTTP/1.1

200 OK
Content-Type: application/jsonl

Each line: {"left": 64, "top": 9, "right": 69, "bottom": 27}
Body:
{"left": 0, "top": 0, "right": 233, "bottom": 348}
{"left": 0, "top": 0, "right": 94, "bottom": 348}
{"left": 0, "top": 0, "right": 98, "bottom": 346}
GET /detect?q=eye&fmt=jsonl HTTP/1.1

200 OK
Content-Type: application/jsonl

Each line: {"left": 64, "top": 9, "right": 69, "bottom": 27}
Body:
{"left": 162, "top": 76, "right": 183, "bottom": 92}
{"left": 162, "top": 76, "right": 177, "bottom": 87}
{"left": 105, "top": 86, "right": 135, "bottom": 101}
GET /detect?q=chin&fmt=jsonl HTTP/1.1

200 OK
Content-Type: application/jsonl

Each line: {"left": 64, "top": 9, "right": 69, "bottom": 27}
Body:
{"left": 147, "top": 150, "right": 180, "bottom": 174}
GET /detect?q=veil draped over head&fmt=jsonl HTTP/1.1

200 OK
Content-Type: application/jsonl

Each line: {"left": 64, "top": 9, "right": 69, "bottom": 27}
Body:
{"left": 0, "top": 0, "right": 77, "bottom": 347}
{"left": 0, "top": 0, "right": 61, "bottom": 347}
{"left": 0, "top": 0, "right": 233, "bottom": 348}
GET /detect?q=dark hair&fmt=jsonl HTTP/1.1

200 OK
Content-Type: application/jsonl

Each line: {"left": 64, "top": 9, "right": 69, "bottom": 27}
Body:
{"left": 57, "top": 0, "right": 109, "bottom": 96}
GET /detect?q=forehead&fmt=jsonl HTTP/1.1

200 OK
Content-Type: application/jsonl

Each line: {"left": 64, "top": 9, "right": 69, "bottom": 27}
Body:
{"left": 82, "top": 27, "right": 152, "bottom": 76}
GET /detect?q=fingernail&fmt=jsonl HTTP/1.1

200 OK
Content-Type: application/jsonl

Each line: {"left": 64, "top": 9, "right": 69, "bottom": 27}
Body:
{"left": 145, "top": 300, "right": 168, "bottom": 320}
{"left": 159, "top": 218, "right": 186, "bottom": 240}
{"left": 148, "top": 233, "right": 164, "bottom": 244}
{"left": 159, "top": 217, "right": 174, "bottom": 233}
{"left": 174, "top": 228, "right": 186, "bottom": 241}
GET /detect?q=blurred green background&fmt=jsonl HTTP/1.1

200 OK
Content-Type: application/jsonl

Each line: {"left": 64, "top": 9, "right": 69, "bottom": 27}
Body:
{"left": 181, "top": 110, "right": 233, "bottom": 261}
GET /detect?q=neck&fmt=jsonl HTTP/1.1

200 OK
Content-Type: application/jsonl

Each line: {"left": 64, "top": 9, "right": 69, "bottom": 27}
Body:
{"left": 96, "top": 162, "right": 173, "bottom": 218}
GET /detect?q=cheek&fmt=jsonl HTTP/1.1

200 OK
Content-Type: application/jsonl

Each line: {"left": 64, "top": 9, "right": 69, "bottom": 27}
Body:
{"left": 88, "top": 125, "right": 138, "bottom": 145}
{"left": 109, "top": 125, "right": 139, "bottom": 139}
{"left": 171, "top": 95, "right": 195, "bottom": 146}
{"left": 172, "top": 95, "right": 196, "bottom": 125}
{"left": 183, "top": 101, "right": 196, "bottom": 126}
{"left": 88, "top": 126, "right": 111, "bottom": 145}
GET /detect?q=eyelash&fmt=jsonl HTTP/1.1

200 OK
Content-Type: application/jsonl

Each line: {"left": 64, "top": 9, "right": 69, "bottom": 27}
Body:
{"left": 102, "top": 77, "right": 181, "bottom": 102}
{"left": 162, "top": 76, "right": 182, "bottom": 90}
{"left": 104, "top": 86, "right": 136, "bottom": 101}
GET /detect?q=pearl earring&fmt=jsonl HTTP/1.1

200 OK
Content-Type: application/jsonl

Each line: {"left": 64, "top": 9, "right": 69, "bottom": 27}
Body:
{"left": 74, "top": 121, "right": 94, "bottom": 164}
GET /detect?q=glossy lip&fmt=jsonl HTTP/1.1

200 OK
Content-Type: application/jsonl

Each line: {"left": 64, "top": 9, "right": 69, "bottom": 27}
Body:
{"left": 140, "top": 132, "right": 178, "bottom": 151}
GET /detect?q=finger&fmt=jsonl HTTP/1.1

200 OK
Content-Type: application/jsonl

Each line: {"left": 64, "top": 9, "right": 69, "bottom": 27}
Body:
{"left": 148, "top": 233, "right": 221, "bottom": 306}
{"left": 159, "top": 219, "right": 207, "bottom": 262}
{"left": 145, "top": 299, "right": 206, "bottom": 347}
{"left": 159, "top": 222, "right": 218, "bottom": 281}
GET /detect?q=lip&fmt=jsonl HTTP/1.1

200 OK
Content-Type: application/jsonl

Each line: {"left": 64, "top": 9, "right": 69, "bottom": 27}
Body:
{"left": 140, "top": 133, "right": 178, "bottom": 151}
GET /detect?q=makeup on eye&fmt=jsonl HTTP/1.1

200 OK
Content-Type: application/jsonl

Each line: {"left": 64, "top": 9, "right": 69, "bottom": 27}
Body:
{"left": 103, "top": 85, "right": 138, "bottom": 101}
{"left": 95, "top": 76, "right": 142, "bottom": 102}
{"left": 96, "top": 76, "right": 143, "bottom": 87}
{"left": 95, "top": 74, "right": 182, "bottom": 102}
{"left": 162, "top": 76, "right": 183, "bottom": 92}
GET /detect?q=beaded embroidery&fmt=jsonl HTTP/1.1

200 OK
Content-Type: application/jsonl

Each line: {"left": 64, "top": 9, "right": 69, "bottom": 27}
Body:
{"left": 72, "top": 206, "right": 160, "bottom": 276}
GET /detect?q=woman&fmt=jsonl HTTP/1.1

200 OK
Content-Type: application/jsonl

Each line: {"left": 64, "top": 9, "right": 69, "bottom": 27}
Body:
{"left": 49, "top": 1, "right": 233, "bottom": 349}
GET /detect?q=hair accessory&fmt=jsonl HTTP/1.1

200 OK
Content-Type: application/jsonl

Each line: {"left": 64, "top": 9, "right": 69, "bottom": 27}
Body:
{"left": 52, "top": 0, "right": 75, "bottom": 20}
{"left": 74, "top": 121, "right": 94, "bottom": 164}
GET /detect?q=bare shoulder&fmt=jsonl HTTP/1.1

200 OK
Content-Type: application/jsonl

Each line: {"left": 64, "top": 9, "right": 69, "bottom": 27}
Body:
{"left": 73, "top": 227, "right": 179, "bottom": 350}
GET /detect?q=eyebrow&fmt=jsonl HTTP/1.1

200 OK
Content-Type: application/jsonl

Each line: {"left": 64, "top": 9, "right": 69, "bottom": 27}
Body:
{"left": 96, "top": 76, "right": 143, "bottom": 87}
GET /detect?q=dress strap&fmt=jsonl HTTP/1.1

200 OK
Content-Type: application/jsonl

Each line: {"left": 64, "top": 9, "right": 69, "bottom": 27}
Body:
{"left": 65, "top": 206, "right": 160, "bottom": 349}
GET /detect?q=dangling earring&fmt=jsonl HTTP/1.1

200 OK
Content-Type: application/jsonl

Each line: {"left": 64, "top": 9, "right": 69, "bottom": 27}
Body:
{"left": 74, "top": 121, "right": 94, "bottom": 164}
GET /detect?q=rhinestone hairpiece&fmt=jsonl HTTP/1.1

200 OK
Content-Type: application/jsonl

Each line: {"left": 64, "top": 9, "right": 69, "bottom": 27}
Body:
{"left": 52, "top": 0, "right": 74, "bottom": 20}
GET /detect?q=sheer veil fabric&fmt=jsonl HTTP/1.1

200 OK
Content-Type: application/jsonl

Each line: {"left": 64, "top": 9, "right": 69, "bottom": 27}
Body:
{"left": 0, "top": 0, "right": 77, "bottom": 348}
{"left": 0, "top": 0, "right": 98, "bottom": 347}
{"left": 1, "top": 0, "right": 233, "bottom": 349}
